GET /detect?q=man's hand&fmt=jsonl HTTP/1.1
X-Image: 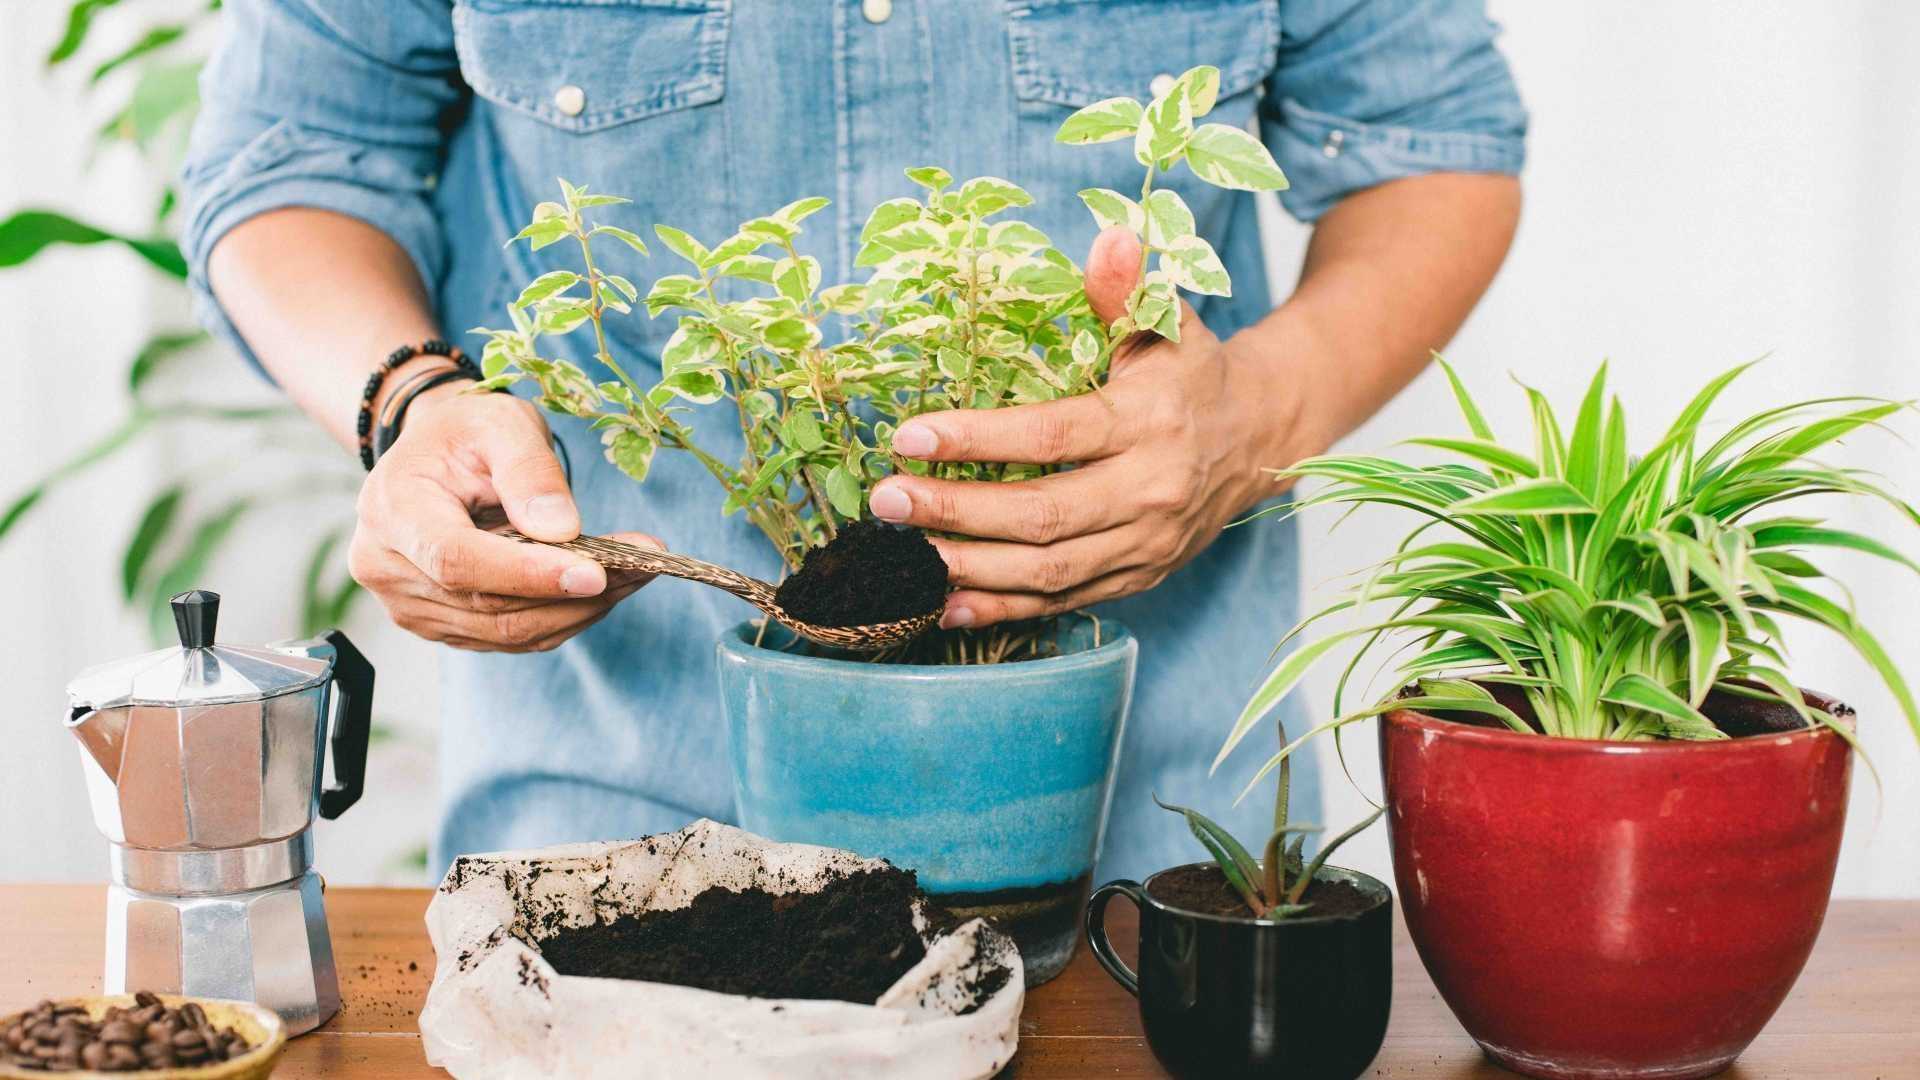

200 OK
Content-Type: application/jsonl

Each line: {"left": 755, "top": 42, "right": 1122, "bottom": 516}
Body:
{"left": 868, "top": 227, "right": 1303, "bottom": 630}
{"left": 348, "top": 383, "right": 658, "bottom": 652}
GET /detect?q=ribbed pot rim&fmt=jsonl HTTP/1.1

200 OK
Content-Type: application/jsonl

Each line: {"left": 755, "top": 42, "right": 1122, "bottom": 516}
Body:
{"left": 1385, "top": 681, "right": 1851, "bottom": 757}
{"left": 716, "top": 618, "right": 1135, "bottom": 679}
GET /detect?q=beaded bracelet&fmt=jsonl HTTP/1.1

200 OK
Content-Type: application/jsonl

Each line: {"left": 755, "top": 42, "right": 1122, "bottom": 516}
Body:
{"left": 373, "top": 367, "right": 480, "bottom": 464}
{"left": 356, "top": 339, "right": 470, "bottom": 470}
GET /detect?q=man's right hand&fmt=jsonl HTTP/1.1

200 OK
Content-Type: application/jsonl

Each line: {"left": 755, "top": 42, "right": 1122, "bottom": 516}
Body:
{"left": 348, "top": 384, "right": 658, "bottom": 652}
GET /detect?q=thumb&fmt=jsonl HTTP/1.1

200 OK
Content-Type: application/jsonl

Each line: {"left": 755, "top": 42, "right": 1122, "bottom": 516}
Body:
{"left": 482, "top": 411, "right": 580, "bottom": 542}
{"left": 1084, "top": 225, "right": 1143, "bottom": 326}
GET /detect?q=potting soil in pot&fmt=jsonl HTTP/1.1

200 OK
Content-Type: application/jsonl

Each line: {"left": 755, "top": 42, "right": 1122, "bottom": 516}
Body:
{"left": 537, "top": 866, "right": 929, "bottom": 1003}
{"left": 1149, "top": 865, "right": 1377, "bottom": 920}
{"left": 774, "top": 520, "right": 947, "bottom": 627}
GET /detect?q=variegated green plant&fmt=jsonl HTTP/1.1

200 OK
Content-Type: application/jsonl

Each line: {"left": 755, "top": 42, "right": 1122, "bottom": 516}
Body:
{"left": 1217, "top": 360, "right": 1920, "bottom": 796}
{"left": 470, "top": 66, "right": 1288, "bottom": 577}
{"left": 1158, "top": 718, "right": 1382, "bottom": 919}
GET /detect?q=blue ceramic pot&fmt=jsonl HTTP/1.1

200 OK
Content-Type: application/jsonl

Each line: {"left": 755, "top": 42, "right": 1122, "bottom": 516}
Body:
{"left": 716, "top": 618, "right": 1136, "bottom": 985}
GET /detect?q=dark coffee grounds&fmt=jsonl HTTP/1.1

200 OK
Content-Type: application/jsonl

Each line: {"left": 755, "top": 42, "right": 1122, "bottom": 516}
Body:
{"left": 1147, "top": 863, "right": 1378, "bottom": 920}
{"left": 774, "top": 520, "right": 947, "bottom": 628}
{"left": 536, "top": 867, "right": 928, "bottom": 1003}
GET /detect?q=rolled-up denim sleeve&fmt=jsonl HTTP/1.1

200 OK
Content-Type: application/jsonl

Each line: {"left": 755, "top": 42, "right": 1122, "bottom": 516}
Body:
{"left": 1263, "top": 0, "right": 1527, "bottom": 222}
{"left": 179, "top": 0, "right": 462, "bottom": 373}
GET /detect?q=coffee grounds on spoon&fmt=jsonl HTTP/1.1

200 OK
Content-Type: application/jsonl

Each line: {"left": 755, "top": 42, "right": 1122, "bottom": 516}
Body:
{"left": 774, "top": 521, "right": 948, "bottom": 628}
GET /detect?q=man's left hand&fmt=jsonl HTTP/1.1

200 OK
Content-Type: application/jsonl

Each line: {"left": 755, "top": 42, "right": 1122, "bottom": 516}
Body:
{"left": 868, "top": 226, "right": 1307, "bottom": 630}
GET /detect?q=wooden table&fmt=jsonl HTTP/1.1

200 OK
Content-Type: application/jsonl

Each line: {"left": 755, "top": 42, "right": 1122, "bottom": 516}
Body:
{"left": 3, "top": 886, "right": 1914, "bottom": 1077}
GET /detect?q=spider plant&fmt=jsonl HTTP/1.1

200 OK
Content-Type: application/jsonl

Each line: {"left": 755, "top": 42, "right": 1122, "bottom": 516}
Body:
{"left": 1216, "top": 359, "right": 1920, "bottom": 791}
{"left": 1157, "top": 719, "right": 1382, "bottom": 918}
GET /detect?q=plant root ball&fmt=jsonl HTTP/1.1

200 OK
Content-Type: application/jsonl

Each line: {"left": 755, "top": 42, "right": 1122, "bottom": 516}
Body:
{"left": 775, "top": 521, "right": 948, "bottom": 628}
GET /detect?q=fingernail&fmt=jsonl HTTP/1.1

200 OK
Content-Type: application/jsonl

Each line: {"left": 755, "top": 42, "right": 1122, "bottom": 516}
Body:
{"left": 892, "top": 422, "right": 937, "bottom": 458}
{"left": 869, "top": 483, "right": 911, "bottom": 523}
{"left": 941, "top": 606, "right": 975, "bottom": 630}
{"left": 524, "top": 493, "right": 578, "bottom": 534}
{"left": 559, "top": 563, "right": 604, "bottom": 596}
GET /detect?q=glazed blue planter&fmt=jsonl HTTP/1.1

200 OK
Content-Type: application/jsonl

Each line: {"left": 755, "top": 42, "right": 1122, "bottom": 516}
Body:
{"left": 716, "top": 618, "right": 1135, "bottom": 985}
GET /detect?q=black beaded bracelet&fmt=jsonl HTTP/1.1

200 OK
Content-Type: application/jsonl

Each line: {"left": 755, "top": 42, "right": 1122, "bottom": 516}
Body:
{"left": 356, "top": 339, "right": 468, "bottom": 470}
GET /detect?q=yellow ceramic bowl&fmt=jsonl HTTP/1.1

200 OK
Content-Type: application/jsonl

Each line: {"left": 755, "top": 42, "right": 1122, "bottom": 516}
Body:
{"left": 0, "top": 994, "right": 286, "bottom": 1080}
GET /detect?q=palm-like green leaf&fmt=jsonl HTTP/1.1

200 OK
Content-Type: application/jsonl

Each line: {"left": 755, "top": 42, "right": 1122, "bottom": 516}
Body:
{"left": 1224, "top": 360, "right": 1920, "bottom": 769}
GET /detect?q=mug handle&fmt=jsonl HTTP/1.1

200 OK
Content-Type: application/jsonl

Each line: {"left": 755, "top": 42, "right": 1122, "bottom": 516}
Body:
{"left": 1085, "top": 880, "right": 1144, "bottom": 997}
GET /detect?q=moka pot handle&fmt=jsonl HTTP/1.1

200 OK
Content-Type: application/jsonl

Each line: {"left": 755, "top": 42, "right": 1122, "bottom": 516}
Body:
{"left": 318, "top": 629, "right": 375, "bottom": 820}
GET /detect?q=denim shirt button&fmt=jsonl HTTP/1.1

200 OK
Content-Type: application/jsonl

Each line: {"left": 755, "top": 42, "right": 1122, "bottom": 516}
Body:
{"left": 1149, "top": 73, "right": 1175, "bottom": 98}
{"left": 1322, "top": 129, "right": 1346, "bottom": 158}
{"left": 861, "top": 0, "right": 891, "bottom": 24}
{"left": 553, "top": 84, "right": 586, "bottom": 117}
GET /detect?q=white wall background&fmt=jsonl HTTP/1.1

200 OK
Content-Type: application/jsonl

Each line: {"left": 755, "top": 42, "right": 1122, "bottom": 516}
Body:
{"left": 3, "top": 3, "right": 1916, "bottom": 895}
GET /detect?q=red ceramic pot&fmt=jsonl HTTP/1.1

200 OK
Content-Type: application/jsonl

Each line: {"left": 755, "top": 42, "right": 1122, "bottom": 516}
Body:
{"left": 1380, "top": 694, "right": 1853, "bottom": 1080}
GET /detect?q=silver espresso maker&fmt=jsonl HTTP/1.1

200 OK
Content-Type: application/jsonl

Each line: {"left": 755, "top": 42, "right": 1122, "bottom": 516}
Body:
{"left": 64, "top": 589, "right": 373, "bottom": 1035}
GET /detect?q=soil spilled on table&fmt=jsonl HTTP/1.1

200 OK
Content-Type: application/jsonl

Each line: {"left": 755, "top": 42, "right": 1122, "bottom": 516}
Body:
{"left": 1148, "top": 864, "right": 1378, "bottom": 920}
{"left": 536, "top": 866, "right": 928, "bottom": 1003}
{"left": 774, "top": 520, "right": 947, "bottom": 628}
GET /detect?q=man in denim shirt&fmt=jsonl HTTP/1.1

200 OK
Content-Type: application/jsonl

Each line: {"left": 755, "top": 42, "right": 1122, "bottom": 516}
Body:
{"left": 181, "top": 0, "right": 1525, "bottom": 882}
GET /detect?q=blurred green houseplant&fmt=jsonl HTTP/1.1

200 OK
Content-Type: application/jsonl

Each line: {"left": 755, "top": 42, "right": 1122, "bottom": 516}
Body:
{"left": 0, "top": 0, "right": 363, "bottom": 641}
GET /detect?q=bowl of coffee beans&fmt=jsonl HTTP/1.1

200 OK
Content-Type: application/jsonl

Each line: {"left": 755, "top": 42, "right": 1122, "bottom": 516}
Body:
{"left": 0, "top": 991, "right": 284, "bottom": 1077}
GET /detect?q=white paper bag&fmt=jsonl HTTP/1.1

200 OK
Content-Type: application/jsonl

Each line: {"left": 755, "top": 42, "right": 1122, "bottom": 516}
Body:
{"left": 419, "top": 820, "right": 1023, "bottom": 1079}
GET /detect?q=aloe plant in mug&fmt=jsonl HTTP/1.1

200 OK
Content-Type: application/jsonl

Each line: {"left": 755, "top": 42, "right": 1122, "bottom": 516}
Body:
{"left": 1217, "top": 358, "right": 1918, "bottom": 1080}
{"left": 1153, "top": 722, "right": 1381, "bottom": 919}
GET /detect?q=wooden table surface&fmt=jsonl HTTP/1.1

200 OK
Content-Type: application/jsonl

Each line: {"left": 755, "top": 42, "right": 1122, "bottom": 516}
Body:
{"left": 3, "top": 886, "right": 1914, "bottom": 1078}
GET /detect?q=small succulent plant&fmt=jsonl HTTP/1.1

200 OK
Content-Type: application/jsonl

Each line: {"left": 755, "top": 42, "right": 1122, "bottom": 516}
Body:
{"left": 1158, "top": 718, "right": 1382, "bottom": 919}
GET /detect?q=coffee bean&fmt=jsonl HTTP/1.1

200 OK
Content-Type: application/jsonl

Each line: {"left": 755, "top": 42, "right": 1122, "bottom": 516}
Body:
{"left": 98, "top": 1019, "right": 141, "bottom": 1045}
{"left": 170, "top": 1027, "right": 204, "bottom": 1049}
{"left": 131, "top": 992, "right": 159, "bottom": 1009}
{"left": 178, "top": 1002, "right": 205, "bottom": 1028}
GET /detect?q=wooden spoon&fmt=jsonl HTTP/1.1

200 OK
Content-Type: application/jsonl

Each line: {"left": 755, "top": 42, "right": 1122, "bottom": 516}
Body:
{"left": 502, "top": 531, "right": 940, "bottom": 651}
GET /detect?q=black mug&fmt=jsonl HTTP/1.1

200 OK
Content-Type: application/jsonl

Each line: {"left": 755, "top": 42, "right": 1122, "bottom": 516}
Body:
{"left": 1085, "top": 863, "right": 1393, "bottom": 1080}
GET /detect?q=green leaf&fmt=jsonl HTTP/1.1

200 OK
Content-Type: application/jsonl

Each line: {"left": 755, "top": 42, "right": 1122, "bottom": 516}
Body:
{"left": 514, "top": 270, "right": 579, "bottom": 308}
{"left": 0, "top": 209, "right": 186, "bottom": 277}
{"left": 1160, "top": 235, "right": 1229, "bottom": 296}
{"left": 1007, "top": 262, "right": 1082, "bottom": 297}
{"left": 1135, "top": 83, "right": 1193, "bottom": 168}
{"left": 1677, "top": 606, "right": 1728, "bottom": 707}
{"left": 123, "top": 61, "right": 201, "bottom": 146}
{"left": 1402, "top": 436, "right": 1539, "bottom": 479}
{"left": 1, "top": 411, "right": 149, "bottom": 540}
{"left": 1077, "top": 188, "right": 1145, "bottom": 235}
{"left": 1183, "top": 123, "right": 1289, "bottom": 191}
{"left": 121, "top": 486, "right": 183, "bottom": 600}
{"left": 511, "top": 218, "right": 569, "bottom": 251}
{"left": 90, "top": 24, "right": 185, "bottom": 83}
{"left": 824, "top": 463, "right": 863, "bottom": 519}
{"left": 300, "top": 530, "right": 348, "bottom": 637}
{"left": 904, "top": 166, "right": 953, "bottom": 193}
{"left": 1601, "top": 673, "right": 1725, "bottom": 740}
{"left": 859, "top": 198, "right": 923, "bottom": 244}
{"left": 590, "top": 224, "right": 650, "bottom": 256}
{"left": 1054, "top": 96, "right": 1145, "bottom": 145}
{"left": 128, "top": 330, "right": 207, "bottom": 391}
{"left": 763, "top": 317, "right": 819, "bottom": 351}
{"left": 782, "top": 409, "right": 826, "bottom": 452}
{"left": 1749, "top": 523, "right": 1920, "bottom": 574}
{"left": 653, "top": 224, "right": 709, "bottom": 266}
{"left": 1452, "top": 479, "right": 1596, "bottom": 515}
{"left": 773, "top": 255, "right": 821, "bottom": 306}
{"left": 1173, "top": 65, "right": 1222, "bottom": 118}
{"left": 47, "top": 0, "right": 122, "bottom": 66}
{"left": 955, "top": 176, "right": 1033, "bottom": 217}
{"left": 604, "top": 429, "right": 657, "bottom": 482}
{"left": 1144, "top": 189, "right": 1195, "bottom": 244}
{"left": 663, "top": 369, "right": 725, "bottom": 404}
{"left": 1286, "top": 807, "right": 1384, "bottom": 907}
{"left": 1153, "top": 794, "right": 1264, "bottom": 910}
{"left": 774, "top": 195, "right": 832, "bottom": 225}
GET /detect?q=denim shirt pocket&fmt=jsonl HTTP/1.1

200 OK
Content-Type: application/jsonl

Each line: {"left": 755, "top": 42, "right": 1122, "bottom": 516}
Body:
{"left": 1006, "top": 0, "right": 1278, "bottom": 114}
{"left": 452, "top": 0, "right": 729, "bottom": 133}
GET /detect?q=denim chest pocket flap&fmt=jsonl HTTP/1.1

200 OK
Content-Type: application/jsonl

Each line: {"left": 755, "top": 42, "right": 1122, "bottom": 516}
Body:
{"left": 1007, "top": 0, "right": 1279, "bottom": 109}
{"left": 453, "top": 0, "right": 729, "bottom": 132}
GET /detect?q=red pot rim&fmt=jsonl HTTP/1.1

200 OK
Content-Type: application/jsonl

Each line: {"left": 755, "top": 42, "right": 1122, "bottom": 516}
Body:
{"left": 1385, "top": 687, "right": 1852, "bottom": 756}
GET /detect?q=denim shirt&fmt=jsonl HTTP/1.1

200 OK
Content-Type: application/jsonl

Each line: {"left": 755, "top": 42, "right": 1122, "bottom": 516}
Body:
{"left": 181, "top": 0, "right": 1524, "bottom": 883}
